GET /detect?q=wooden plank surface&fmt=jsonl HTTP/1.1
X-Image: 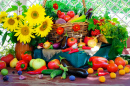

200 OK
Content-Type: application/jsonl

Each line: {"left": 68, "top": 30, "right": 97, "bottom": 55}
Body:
{"left": 0, "top": 67, "right": 130, "bottom": 86}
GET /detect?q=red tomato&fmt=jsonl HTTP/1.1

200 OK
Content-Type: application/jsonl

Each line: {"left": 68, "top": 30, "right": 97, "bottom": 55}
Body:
{"left": 58, "top": 12, "right": 65, "bottom": 19}
{"left": 67, "top": 37, "right": 77, "bottom": 47}
{"left": 125, "top": 65, "right": 130, "bottom": 69}
{"left": 0, "top": 61, "right": 6, "bottom": 69}
{"left": 107, "top": 63, "right": 118, "bottom": 72}
{"left": 56, "top": 27, "right": 64, "bottom": 35}
{"left": 115, "top": 57, "right": 126, "bottom": 67}
{"left": 48, "top": 59, "right": 60, "bottom": 69}
{"left": 67, "top": 11, "right": 75, "bottom": 18}
{"left": 64, "top": 15, "right": 71, "bottom": 22}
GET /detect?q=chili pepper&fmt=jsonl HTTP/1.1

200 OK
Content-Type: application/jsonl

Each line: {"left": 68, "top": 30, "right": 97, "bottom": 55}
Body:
{"left": 68, "top": 48, "right": 79, "bottom": 54}
{"left": 94, "top": 72, "right": 109, "bottom": 76}
{"left": 21, "top": 53, "right": 32, "bottom": 64}
{"left": 82, "top": 46, "right": 91, "bottom": 50}
{"left": 62, "top": 47, "right": 73, "bottom": 52}
{"left": 27, "top": 66, "right": 47, "bottom": 75}
{"left": 16, "top": 60, "right": 28, "bottom": 71}
{"left": 88, "top": 56, "right": 108, "bottom": 70}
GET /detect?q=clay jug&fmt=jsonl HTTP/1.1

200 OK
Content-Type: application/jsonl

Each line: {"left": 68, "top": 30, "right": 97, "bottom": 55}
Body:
{"left": 15, "top": 41, "right": 33, "bottom": 60}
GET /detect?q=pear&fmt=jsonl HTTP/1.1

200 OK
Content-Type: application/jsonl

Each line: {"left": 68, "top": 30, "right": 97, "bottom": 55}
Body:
{"left": 10, "top": 58, "right": 18, "bottom": 68}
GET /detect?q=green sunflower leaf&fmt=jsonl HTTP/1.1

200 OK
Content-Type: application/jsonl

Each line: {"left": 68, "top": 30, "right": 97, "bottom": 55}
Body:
{"left": 11, "top": 5, "right": 18, "bottom": 10}
{"left": 0, "top": 30, "right": 2, "bottom": 35}
{"left": 2, "top": 31, "right": 8, "bottom": 46}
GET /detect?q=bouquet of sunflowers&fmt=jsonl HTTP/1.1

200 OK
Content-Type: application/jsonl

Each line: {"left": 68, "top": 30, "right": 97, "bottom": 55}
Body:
{"left": 0, "top": 1, "right": 53, "bottom": 46}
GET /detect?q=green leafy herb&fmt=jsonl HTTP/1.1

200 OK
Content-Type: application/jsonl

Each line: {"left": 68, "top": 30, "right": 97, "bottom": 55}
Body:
{"left": 16, "top": 1, "right": 22, "bottom": 6}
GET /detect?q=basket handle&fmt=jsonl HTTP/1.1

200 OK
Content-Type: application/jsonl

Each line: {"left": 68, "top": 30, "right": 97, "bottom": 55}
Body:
{"left": 43, "top": 0, "right": 86, "bottom": 9}
{"left": 82, "top": 0, "right": 87, "bottom": 13}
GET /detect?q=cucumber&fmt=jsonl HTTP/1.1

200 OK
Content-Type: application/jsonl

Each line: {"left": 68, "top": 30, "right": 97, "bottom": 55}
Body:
{"left": 41, "top": 69, "right": 55, "bottom": 75}
{"left": 50, "top": 70, "right": 63, "bottom": 79}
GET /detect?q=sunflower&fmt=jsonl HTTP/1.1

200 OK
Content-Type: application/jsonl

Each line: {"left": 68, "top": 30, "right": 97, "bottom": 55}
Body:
{"left": 14, "top": 21, "right": 35, "bottom": 44}
{"left": 35, "top": 16, "right": 53, "bottom": 37}
{"left": 2, "top": 17, "right": 18, "bottom": 32}
{"left": 0, "top": 11, "right": 8, "bottom": 23}
{"left": 13, "top": 13, "right": 24, "bottom": 21}
{"left": 25, "top": 4, "right": 46, "bottom": 25}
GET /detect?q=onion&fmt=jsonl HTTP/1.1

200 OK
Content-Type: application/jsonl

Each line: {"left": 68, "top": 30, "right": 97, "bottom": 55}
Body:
{"left": 72, "top": 43, "right": 78, "bottom": 49}
{"left": 53, "top": 43, "right": 60, "bottom": 49}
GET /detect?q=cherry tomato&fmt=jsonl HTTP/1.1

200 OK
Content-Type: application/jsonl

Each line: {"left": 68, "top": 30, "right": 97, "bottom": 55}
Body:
{"left": 67, "top": 11, "right": 75, "bottom": 18}
{"left": 67, "top": 37, "right": 77, "bottom": 47}
{"left": 107, "top": 63, "right": 118, "bottom": 72}
{"left": 64, "top": 15, "right": 71, "bottom": 22}
{"left": 58, "top": 12, "right": 65, "bottom": 19}
{"left": 56, "top": 27, "right": 64, "bottom": 35}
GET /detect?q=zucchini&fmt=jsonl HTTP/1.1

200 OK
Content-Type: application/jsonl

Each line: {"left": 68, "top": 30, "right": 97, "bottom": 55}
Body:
{"left": 50, "top": 70, "right": 63, "bottom": 79}
{"left": 61, "top": 71, "right": 67, "bottom": 79}
{"left": 41, "top": 69, "right": 55, "bottom": 75}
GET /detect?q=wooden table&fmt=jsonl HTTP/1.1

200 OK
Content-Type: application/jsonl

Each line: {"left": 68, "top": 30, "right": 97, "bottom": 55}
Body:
{"left": 0, "top": 67, "right": 130, "bottom": 86}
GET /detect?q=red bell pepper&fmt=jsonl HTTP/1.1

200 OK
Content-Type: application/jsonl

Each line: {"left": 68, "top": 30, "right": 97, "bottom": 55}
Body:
{"left": 88, "top": 56, "right": 108, "bottom": 70}
{"left": 21, "top": 53, "right": 32, "bottom": 64}
{"left": 27, "top": 66, "right": 47, "bottom": 75}
{"left": 16, "top": 60, "right": 28, "bottom": 71}
{"left": 94, "top": 72, "right": 109, "bottom": 76}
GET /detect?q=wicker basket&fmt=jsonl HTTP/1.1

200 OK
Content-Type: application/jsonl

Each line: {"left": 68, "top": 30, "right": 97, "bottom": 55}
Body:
{"left": 48, "top": 22, "right": 89, "bottom": 42}
{"left": 43, "top": 0, "right": 88, "bottom": 42}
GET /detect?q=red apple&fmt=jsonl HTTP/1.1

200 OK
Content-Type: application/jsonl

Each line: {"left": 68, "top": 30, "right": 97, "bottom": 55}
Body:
{"left": 48, "top": 59, "right": 60, "bottom": 69}
{"left": 84, "top": 37, "right": 93, "bottom": 45}
{"left": 1, "top": 54, "right": 14, "bottom": 66}
{"left": 0, "top": 60, "right": 6, "bottom": 70}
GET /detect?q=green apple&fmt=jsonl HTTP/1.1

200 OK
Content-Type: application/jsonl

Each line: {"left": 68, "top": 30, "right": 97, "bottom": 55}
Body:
{"left": 1, "top": 69, "right": 8, "bottom": 76}
{"left": 29, "top": 59, "right": 35, "bottom": 67}
{"left": 32, "top": 59, "right": 46, "bottom": 70}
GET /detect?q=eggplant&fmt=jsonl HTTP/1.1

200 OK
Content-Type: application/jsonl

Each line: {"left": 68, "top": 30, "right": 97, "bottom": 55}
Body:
{"left": 61, "top": 33, "right": 68, "bottom": 49}
{"left": 85, "top": 8, "right": 93, "bottom": 20}
{"left": 61, "top": 58, "right": 72, "bottom": 67}
{"left": 59, "top": 56, "right": 88, "bottom": 78}
{"left": 67, "top": 67, "right": 89, "bottom": 78}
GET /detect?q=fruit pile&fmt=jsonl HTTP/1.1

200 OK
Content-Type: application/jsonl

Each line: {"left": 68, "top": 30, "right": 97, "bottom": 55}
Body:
{"left": 87, "top": 56, "right": 130, "bottom": 83}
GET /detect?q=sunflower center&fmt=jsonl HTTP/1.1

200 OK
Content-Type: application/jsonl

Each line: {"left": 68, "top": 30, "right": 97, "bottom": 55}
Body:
{"left": 8, "top": 18, "right": 15, "bottom": 25}
{"left": 21, "top": 27, "right": 29, "bottom": 35}
{"left": 40, "top": 21, "right": 47, "bottom": 31}
{"left": 31, "top": 11, "right": 39, "bottom": 19}
{"left": 17, "top": 17, "right": 20, "bottom": 20}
